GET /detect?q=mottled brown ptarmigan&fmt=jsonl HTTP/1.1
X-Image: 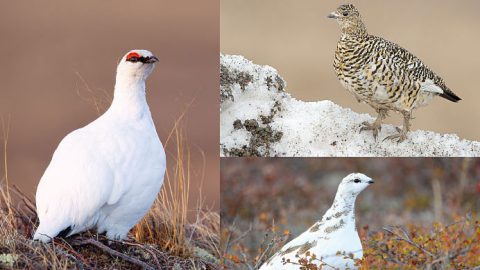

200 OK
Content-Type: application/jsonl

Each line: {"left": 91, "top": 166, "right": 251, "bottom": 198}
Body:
{"left": 328, "top": 4, "right": 461, "bottom": 142}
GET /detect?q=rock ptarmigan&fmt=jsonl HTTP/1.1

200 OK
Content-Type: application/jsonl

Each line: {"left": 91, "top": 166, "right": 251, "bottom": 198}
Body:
{"left": 33, "top": 50, "right": 166, "bottom": 242}
{"left": 329, "top": 4, "right": 461, "bottom": 142}
{"left": 259, "top": 173, "right": 374, "bottom": 270}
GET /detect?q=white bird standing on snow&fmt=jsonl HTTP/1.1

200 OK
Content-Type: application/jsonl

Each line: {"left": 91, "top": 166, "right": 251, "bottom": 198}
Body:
{"left": 260, "top": 173, "right": 374, "bottom": 270}
{"left": 34, "top": 50, "right": 166, "bottom": 243}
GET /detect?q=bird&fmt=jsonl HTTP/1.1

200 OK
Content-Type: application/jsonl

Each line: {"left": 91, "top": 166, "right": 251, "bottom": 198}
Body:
{"left": 33, "top": 50, "right": 166, "bottom": 243}
{"left": 328, "top": 4, "right": 460, "bottom": 142}
{"left": 260, "top": 173, "right": 374, "bottom": 270}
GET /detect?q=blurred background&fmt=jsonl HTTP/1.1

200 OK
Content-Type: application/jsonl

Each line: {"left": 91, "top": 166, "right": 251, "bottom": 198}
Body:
{"left": 221, "top": 1, "right": 480, "bottom": 141}
{"left": 221, "top": 158, "right": 480, "bottom": 261}
{"left": 0, "top": 1, "right": 219, "bottom": 210}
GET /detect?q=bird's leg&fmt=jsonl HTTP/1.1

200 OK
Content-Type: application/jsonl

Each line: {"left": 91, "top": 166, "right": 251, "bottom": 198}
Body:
{"left": 360, "top": 109, "right": 387, "bottom": 140}
{"left": 383, "top": 111, "right": 411, "bottom": 143}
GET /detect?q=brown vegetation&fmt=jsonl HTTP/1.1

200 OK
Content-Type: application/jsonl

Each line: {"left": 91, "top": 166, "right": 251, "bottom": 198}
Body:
{"left": 0, "top": 120, "right": 220, "bottom": 269}
{"left": 221, "top": 158, "right": 480, "bottom": 269}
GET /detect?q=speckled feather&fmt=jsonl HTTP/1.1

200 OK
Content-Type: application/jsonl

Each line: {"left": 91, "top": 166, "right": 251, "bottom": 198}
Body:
{"left": 330, "top": 4, "right": 460, "bottom": 142}
{"left": 260, "top": 173, "right": 374, "bottom": 270}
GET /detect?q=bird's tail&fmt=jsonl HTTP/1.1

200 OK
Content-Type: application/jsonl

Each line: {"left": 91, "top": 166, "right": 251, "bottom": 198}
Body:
{"left": 440, "top": 88, "right": 461, "bottom": 102}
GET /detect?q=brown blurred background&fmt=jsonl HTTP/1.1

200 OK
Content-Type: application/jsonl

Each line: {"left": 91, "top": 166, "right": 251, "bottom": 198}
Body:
{"left": 221, "top": 158, "right": 480, "bottom": 261}
{"left": 0, "top": 1, "right": 219, "bottom": 209}
{"left": 221, "top": 1, "right": 480, "bottom": 141}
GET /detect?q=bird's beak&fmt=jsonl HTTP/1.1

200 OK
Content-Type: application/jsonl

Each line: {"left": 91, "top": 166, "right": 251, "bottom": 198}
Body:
{"left": 327, "top": 11, "right": 339, "bottom": 19}
{"left": 144, "top": 55, "right": 159, "bottom": 64}
{"left": 368, "top": 179, "right": 375, "bottom": 184}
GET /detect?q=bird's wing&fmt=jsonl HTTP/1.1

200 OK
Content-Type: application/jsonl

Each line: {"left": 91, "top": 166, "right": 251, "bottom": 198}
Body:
{"left": 35, "top": 127, "right": 121, "bottom": 236}
{"left": 371, "top": 36, "right": 460, "bottom": 102}
{"left": 265, "top": 223, "right": 321, "bottom": 262}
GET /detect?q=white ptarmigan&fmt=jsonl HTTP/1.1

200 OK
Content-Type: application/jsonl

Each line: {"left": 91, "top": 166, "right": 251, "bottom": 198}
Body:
{"left": 33, "top": 50, "right": 166, "bottom": 243}
{"left": 260, "top": 173, "right": 374, "bottom": 270}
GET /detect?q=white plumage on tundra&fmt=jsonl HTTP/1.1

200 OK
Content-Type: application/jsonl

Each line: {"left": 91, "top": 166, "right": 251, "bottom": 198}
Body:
{"left": 33, "top": 50, "right": 166, "bottom": 242}
{"left": 260, "top": 173, "right": 374, "bottom": 270}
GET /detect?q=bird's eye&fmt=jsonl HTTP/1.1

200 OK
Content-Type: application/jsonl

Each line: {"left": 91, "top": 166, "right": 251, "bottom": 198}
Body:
{"left": 126, "top": 52, "right": 141, "bottom": 62}
{"left": 343, "top": 11, "right": 349, "bottom": 16}
{"left": 353, "top": 179, "right": 361, "bottom": 183}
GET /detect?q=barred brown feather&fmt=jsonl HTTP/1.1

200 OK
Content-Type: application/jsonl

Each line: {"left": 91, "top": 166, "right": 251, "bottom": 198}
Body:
{"left": 329, "top": 4, "right": 460, "bottom": 142}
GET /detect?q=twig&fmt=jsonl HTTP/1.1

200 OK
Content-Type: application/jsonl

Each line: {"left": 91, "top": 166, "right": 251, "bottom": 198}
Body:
{"left": 376, "top": 243, "right": 406, "bottom": 266}
{"left": 285, "top": 255, "right": 339, "bottom": 270}
{"left": 74, "top": 71, "right": 104, "bottom": 115}
{"left": 224, "top": 221, "right": 252, "bottom": 255}
{"left": 121, "top": 240, "right": 163, "bottom": 270}
{"left": 57, "top": 238, "right": 92, "bottom": 268}
{"left": 429, "top": 246, "right": 472, "bottom": 266}
{"left": 71, "top": 237, "right": 155, "bottom": 270}
{"left": 1, "top": 115, "right": 12, "bottom": 215}
{"left": 383, "top": 226, "right": 435, "bottom": 257}
{"left": 53, "top": 242, "right": 89, "bottom": 270}
{"left": 222, "top": 218, "right": 238, "bottom": 255}
{"left": 253, "top": 236, "right": 278, "bottom": 269}
{"left": 12, "top": 185, "right": 37, "bottom": 215}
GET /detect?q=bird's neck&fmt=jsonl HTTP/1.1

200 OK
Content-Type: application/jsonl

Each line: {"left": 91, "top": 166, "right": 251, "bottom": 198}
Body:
{"left": 341, "top": 19, "right": 368, "bottom": 39}
{"left": 109, "top": 75, "right": 150, "bottom": 119}
{"left": 323, "top": 192, "right": 357, "bottom": 222}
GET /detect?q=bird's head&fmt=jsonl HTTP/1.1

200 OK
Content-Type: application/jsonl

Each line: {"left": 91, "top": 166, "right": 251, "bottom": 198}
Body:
{"left": 337, "top": 173, "right": 374, "bottom": 196}
{"left": 328, "top": 4, "right": 367, "bottom": 37}
{"left": 117, "top": 49, "right": 159, "bottom": 80}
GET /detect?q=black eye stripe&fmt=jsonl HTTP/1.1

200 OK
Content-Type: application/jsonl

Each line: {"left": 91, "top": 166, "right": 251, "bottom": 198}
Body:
{"left": 126, "top": 56, "right": 152, "bottom": 63}
{"left": 128, "top": 56, "right": 139, "bottom": 62}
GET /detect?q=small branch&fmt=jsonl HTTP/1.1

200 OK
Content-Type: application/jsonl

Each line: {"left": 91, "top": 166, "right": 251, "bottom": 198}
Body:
{"left": 253, "top": 236, "right": 277, "bottom": 269}
{"left": 377, "top": 244, "right": 406, "bottom": 266}
{"left": 222, "top": 219, "right": 252, "bottom": 255}
{"left": 429, "top": 246, "right": 472, "bottom": 266}
{"left": 121, "top": 240, "right": 163, "bottom": 270}
{"left": 383, "top": 226, "right": 435, "bottom": 257}
{"left": 71, "top": 237, "right": 155, "bottom": 270}
{"left": 228, "top": 223, "right": 253, "bottom": 249}
{"left": 53, "top": 243, "right": 89, "bottom": 270}
{"left": 57, "top": 238, "right": 92, "bottom": 267}
{"left": 12, "top": 185, "right": 37, "bottom": 216}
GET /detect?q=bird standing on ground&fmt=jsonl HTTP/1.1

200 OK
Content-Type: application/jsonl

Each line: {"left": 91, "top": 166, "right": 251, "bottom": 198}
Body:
{"left": 328, "top": 4, "right": 460, "bottom": 142}
{"left": 34, "top": 50, "right": 166, "bottom": 242}
{"left": 260, "top": 173, "right": 374, "bottom": 270}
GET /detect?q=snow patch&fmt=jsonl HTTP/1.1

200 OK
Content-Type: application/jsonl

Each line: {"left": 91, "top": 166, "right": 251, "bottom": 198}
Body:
{"left": 220, "top": 54, "right": 480, "bottom": 157}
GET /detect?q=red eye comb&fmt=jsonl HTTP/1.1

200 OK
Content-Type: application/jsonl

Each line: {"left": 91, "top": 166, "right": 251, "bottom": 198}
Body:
{"left": 126, "top": 52, "right": 141, "bottom": 60}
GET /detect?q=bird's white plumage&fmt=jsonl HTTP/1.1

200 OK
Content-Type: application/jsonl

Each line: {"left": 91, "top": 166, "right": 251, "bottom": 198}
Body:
{"left": 260, "top": 173, "right": 374, "bottom": 270}
{"left": 420, "top": 79, "right": 444, "bottom": 95}
{"left": 34, "top": 49, "right": 166, "bottom": 242}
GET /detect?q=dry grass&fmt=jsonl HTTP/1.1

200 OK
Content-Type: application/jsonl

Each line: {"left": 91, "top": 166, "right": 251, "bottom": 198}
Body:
{"left": 133, "top": 113, "right": 220, "bottom": 260}
{"left": 0, "top": 115, "right": 220, "bottom": 269}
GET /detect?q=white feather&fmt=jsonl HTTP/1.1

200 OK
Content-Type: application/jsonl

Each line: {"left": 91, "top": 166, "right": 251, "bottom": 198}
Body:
{"left": 34, "top": 50, "right": 166, "bottom": 242}
{"left": 260, "top": 173, "right": 373, "bottom": 270}
{"left": 420, "top": 79, "right": 444, "bottom": 94}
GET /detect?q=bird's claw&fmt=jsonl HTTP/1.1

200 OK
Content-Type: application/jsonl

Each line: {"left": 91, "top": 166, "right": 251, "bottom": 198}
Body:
{"left": 383, "top": 129, "right": 407, "bottom": 143}
{"left": 360, "top": 121, "right": 381, "bottom": 141}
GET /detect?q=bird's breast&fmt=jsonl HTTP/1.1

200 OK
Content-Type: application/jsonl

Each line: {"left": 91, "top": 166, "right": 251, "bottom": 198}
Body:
{"left": 334, "top": 40, "right": 429, "bottom": 112}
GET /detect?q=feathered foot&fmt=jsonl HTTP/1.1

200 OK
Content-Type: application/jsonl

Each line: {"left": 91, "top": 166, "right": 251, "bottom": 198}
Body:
{"left": 360, "top": 109, "right": 387, "bottom": 141}
{"left": 360, "top": 121, "right": 382, "bottom": 140}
